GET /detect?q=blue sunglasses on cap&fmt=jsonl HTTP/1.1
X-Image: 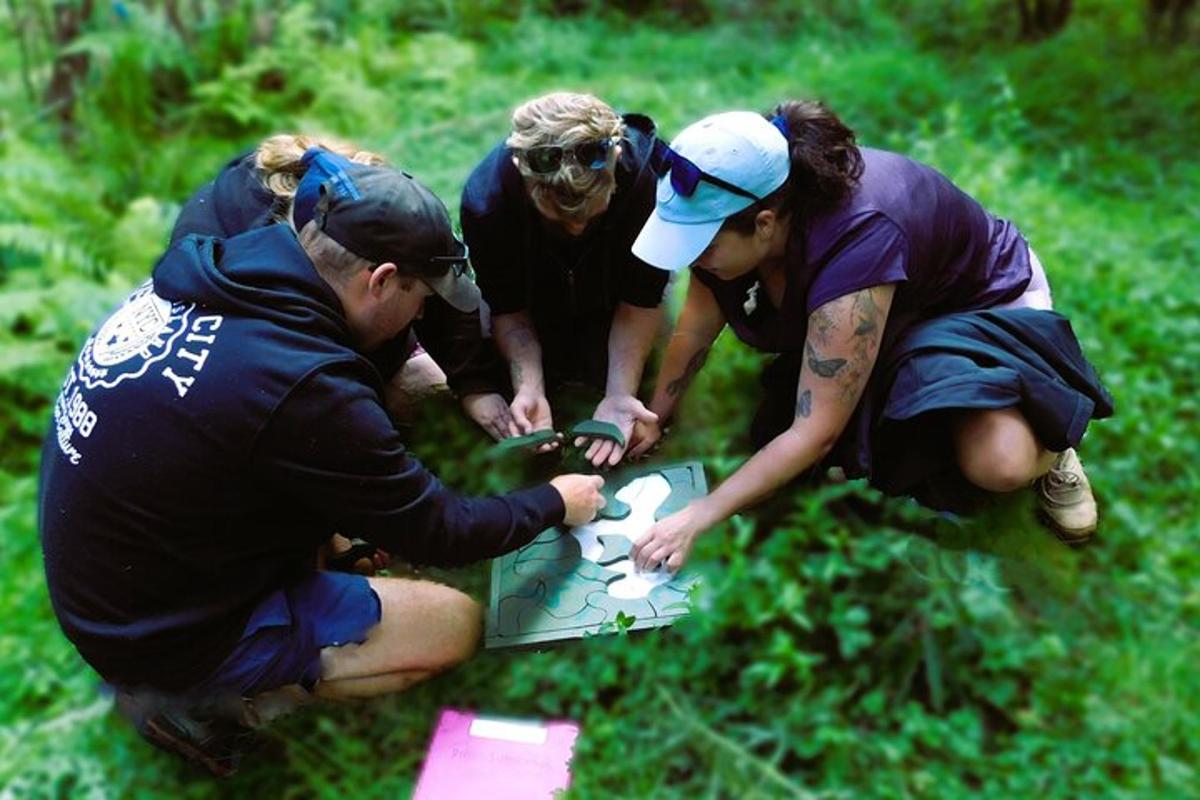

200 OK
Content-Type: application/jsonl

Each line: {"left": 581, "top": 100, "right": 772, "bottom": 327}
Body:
{"left": 651, "top": 139, "right": 761, "bottom": 202}
{"left": 650, "top": 115, "right": 792, "bottom": 202}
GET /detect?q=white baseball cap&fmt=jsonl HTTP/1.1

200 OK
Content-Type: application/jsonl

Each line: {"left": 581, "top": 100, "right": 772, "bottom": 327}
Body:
{"left": 633, "top": 111, "right": 790, "bottom": 272}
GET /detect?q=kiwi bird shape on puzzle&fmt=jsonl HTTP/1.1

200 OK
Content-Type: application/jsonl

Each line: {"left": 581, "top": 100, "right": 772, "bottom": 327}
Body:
{"left": 485, "top": 461, "right": 705, "bottom": 649}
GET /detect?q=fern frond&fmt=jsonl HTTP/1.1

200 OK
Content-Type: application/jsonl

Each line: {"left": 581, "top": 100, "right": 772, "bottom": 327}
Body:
{"left": 0, "top": 223, "right": 106, "bottom": 278}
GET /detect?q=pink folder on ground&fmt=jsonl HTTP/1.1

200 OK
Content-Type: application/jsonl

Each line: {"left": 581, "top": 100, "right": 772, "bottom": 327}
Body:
{"left": 413, "top": 709, "right": 581, "bottom": 799}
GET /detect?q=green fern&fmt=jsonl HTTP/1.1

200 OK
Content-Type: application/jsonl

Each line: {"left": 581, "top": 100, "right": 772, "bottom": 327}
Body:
{"left": 0, "top": 222, "right": 105, "bottom": 279}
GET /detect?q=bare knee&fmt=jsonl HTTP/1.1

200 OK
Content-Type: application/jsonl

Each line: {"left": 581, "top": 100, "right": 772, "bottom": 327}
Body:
{"left": 434, "top": 587, "right": 482, "bottom": 667}
{"left": 954, "top": 408, "right": 1046, "bottom": 493}
{"left": 961, "top": 446, "right": 1037, "bottom": 493}
{"left": 319, "top": 578, "right": 482, "bottom": 692}
{"left": 373, "top": 578, "right": 481, "bottom": 670}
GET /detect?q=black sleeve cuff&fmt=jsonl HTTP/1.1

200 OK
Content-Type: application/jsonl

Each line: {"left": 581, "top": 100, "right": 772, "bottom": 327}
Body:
{"left": 510, "top": 482, "right": 566, "bottom": 529}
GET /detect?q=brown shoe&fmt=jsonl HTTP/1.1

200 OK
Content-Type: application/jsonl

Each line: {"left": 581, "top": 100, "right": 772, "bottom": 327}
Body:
{"left": 115, "top": 690, "right": 258, "bottom": 778}
{"left": 1034, "top": 448, "right": 1097, "bottom": 545}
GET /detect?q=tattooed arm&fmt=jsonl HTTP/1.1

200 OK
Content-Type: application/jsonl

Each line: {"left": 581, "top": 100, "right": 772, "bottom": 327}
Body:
{"left": 631, "top": 284, "right": 895, "bottom": 571}
{"left": 627, "top": 275, "right": 727, "bottom": 458}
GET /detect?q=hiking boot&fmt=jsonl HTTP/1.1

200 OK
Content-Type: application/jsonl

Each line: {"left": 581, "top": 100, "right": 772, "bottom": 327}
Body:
{"left": 115, "top": 689, "right": 260, "bottom": 778}
{"left": 1034, "top": 448, "right": 1097, "bottom": 545}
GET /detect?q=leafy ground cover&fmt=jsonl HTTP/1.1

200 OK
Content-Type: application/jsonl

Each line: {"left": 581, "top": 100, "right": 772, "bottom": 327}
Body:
{"left": 1, "top": 2, "right": 1196, "bottom": 797}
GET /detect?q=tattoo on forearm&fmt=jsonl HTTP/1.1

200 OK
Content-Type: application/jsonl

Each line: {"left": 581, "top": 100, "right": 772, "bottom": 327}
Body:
{"left": 805, "top": 341, "right": 847, "bottom": 378}
{"left": 666, "top": 347, "right": 709, "bottom": 397}
{"left": 796, "top": 389, "right": 812, "bottom": 418}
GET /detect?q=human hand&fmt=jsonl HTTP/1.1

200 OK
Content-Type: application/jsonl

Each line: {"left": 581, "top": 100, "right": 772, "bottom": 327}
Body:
{"left": 630, "top": 503, "right": 706, "bottom": 573}
{"left": 577, "top": 394, "right": 657, "bottom": 468}
{"left": 510, "top": 389, "right": 558, "bottom": 452}
{"left": 627, "top": 416, "right": 665, "bottom": 460}
{"left": 549, "top": 474, "right": 607, "bottom": 526}
{"left": 461, "top": 392, "right": 520, "bottom": 442}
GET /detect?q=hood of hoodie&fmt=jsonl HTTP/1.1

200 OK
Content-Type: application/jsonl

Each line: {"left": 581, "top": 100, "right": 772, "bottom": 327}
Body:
{"left": 618, "top": 113, "right": 657, "bottom": 178}
{"left": 153, "top": 224, "right": 355, "bottom": 348}
{"left": 168, "top": 152, "right": 277, "bottom": 247}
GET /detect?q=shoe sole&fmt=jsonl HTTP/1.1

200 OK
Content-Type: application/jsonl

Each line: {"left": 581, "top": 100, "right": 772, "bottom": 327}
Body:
{"left": 1036, "top": 508, "right": 1095, "bottom": 547}
{"left": 142, "top": 717, "right": 241, "bottom": 778}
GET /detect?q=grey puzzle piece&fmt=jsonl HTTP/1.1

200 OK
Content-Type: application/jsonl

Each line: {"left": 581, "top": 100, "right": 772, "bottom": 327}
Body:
{"left": 586, "top": 586, "right": 657, "bottom": 624}
{"left": 512, "top": 529, "right": 582, "bottom": 578}
{"left": 653, "top": 465, "right": 706, "bottom": 520}
{"left": 596, "top": 534, "right": 634, "bottom": 565}
{"left": 597, "top": 485, "right": 631, "bottom": 520}
{"left": 647, "top": 579, "right": 696, "bottom": 617}
{"left": 499, "top": 561, "right": 613, "bottom": 635}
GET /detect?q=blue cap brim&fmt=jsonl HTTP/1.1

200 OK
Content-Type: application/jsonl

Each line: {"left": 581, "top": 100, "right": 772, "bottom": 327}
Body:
{"left": 632, "top": 211, "right": 723, "bottom": 273}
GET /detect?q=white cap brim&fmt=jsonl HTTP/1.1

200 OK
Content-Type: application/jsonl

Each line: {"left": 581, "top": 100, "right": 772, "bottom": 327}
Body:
{"left": 632, "top": 211, "right": 723, "bottom": 273}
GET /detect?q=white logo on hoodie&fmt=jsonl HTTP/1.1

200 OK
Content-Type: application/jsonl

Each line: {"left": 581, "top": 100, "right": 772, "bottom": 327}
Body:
{"left": 79, "top": 281, "right": 193, "bottom": 390}
{"left": 55, "top": 281, "right": 224, "bottom": 465}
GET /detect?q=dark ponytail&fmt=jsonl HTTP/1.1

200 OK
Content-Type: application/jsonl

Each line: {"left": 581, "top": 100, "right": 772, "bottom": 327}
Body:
{"left": 722, "top": 100, "right": 863, "bottom": 236}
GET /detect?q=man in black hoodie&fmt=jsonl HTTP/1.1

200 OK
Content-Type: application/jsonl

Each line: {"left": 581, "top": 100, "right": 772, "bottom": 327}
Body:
{"left": 461, "top": 93, "right": 671, "bottom": 469}
{"left": 39, "top": 163, "right": 605, "bottom": 775}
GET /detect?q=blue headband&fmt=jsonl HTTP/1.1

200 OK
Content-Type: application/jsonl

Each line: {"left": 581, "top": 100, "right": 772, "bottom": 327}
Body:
{"left": 294, "top": 148, "right": 359, "bottom": 232}
{"left": 770, "top": 114, "right": 791, "bottom": 142}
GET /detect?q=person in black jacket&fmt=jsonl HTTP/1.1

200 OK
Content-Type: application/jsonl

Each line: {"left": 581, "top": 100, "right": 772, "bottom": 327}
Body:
{"left": 461, "top": 93, "right": 671, "bottom": 468}
{"left": 39, "top": 163, "right": 605, "bottom": 775}
{"left": 172, "top": 133, "right": 516, "bottom": 442}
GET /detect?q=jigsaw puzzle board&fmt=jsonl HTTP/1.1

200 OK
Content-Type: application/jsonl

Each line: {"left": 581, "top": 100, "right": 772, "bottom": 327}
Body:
{"left": 485, "top": 461, "right": 706, "bottom": 649}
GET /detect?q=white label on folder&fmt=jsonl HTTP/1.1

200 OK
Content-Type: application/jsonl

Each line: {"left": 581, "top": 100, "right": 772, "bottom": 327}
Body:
{"left": 468, "top": 718, "right": 549, "bottom": 745}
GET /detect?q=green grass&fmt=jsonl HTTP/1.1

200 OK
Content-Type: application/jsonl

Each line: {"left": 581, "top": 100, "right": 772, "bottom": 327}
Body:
{"left": 1, "top": 3, "right": 1197, "bottom": 797}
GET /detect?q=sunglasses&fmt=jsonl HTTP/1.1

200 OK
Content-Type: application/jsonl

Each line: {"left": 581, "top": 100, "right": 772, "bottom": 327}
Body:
{"left": 650, "top": 139, "right": 762, "bottom": 202}
{"left": 517, "top": 137, "right": 618, "bottom": 175}
{"left": 427, "top": 239, "right": 472, "bottom": 278}
{"left": 378, "top": 239, "right": 473, "bottom": 280}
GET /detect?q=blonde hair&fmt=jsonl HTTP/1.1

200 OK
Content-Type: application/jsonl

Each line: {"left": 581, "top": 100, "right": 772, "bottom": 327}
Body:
{"left": 506, "top": 92, "right": 624, "bottom": 221}
{"left": 254, "top": 134, "right": 387, "bottom": 200}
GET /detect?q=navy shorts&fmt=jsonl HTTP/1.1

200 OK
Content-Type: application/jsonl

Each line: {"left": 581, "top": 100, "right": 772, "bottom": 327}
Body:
{"left": 190, "top": 571, "right": 381, "bottom": 697}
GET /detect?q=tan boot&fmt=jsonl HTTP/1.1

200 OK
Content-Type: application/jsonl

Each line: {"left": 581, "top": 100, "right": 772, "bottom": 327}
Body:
{"left": 1034, "top": 448, "right": 1097, "bottom": 545}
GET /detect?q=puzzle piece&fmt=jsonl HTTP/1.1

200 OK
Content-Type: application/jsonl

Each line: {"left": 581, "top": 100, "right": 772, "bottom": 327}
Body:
{"left": 512, "top": 529, "right": 581, "bottom": 578}
{"left": 654, "top": 464, "right": 705, "bottom": 519}
{"left": 597, "top": 485, "right": 631, "bottom": 520}
{"left": 596, "top": 534, "right": 632, "bottom": 566}
{"left": 568, "top": 420, "right": 626, "bottom": 449}
{"left": 541, "top": 576, "right": 610, "bottom": 622}
{"left": 647, "top": 580, "right": 695, "bottom": 615}
{"left": 584, "top": 586, "right": 657, "bottom": 624}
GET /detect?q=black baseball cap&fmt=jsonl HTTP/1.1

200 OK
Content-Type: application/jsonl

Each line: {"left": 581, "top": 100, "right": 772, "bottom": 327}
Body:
{"left": 314, "top": 164, "right": 481, "bottom": 312}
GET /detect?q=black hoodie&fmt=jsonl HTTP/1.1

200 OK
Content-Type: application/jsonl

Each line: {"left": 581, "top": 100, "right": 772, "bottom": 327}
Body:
{"left": 39, "top": 225, "right": 563, "bottom": 691}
